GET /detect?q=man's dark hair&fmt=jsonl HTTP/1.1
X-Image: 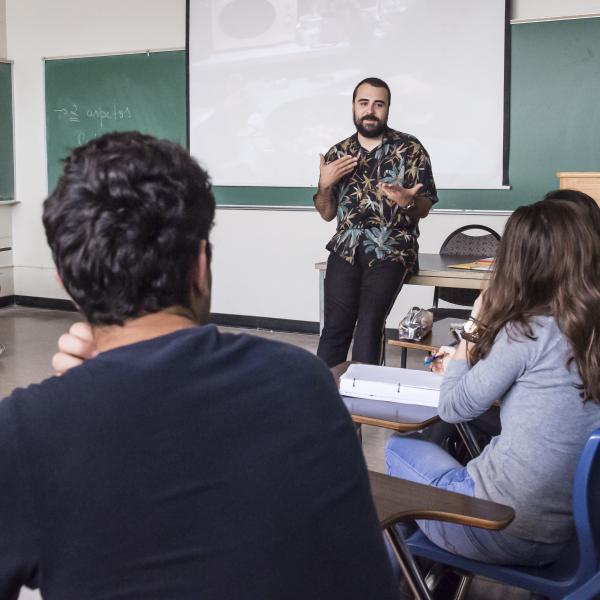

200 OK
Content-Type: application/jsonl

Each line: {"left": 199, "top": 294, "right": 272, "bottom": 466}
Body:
{"left": 43, "top": 131, "right": 215, "bottom": 326}
{"left": 352, "top": 77, "right": 391, "bottom": 104}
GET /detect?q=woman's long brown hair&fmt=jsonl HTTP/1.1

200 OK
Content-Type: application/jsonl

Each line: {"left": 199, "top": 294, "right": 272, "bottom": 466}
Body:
{"left": 472, "top": 199, "right": 600, "bottom": 402}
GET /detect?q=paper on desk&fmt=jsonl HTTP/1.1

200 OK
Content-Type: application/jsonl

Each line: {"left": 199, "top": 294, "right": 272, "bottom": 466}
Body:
{"left": 339, "top": 364, "right": 442, "bottom": 408}
{"left": 448, "top": 257, "right": 495, "bottom": 271}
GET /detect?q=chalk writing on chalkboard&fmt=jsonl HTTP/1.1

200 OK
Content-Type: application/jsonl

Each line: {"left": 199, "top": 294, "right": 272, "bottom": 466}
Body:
{"left": 53, "top": 103, "right": 133, "bottom": 144}
{"left": 45, "top": 50, "right": 186, "bottom": 192}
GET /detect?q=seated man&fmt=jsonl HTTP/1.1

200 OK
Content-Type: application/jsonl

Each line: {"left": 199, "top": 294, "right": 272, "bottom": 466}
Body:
{"left": 0, "top": 132, "right": 398, "bottom": 599}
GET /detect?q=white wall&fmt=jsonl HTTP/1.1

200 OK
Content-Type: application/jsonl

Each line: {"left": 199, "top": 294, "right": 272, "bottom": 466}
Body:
{"left": 0, "top": 0, "right": 6, "bottom": 57}
{"left": 6, "top": 0, "right": 186, "bottom": 303}
{"left": 4, "top": 0, "right": 593, "bottom": 328}
{"left": 211, "top": 209, "right": 510, "bottom": 327}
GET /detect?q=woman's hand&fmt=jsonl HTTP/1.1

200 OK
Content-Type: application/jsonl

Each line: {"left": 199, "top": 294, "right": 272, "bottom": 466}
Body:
{"left": 430, "top": 345, "right": 457, "bottom": 375}
{"left": 52, "top": 322, "right": 97, "bottom": 375}
{"left": 471, "top": 291, "right": 486, "bottom": 321}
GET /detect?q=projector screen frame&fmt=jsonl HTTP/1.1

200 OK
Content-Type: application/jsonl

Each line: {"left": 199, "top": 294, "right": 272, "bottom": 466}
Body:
{"left": 185, "top": 0, "right": 512, "bottom": 209}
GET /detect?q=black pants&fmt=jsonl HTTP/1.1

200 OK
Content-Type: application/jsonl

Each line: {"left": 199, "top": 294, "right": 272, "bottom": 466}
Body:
{"left": 317, "top": 249, "right": 409, "bottom": 367}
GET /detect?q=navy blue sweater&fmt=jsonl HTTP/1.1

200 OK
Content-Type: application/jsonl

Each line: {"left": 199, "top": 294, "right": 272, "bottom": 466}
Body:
{"left": 0, "top": 325, "right": 397, "bottom": 599}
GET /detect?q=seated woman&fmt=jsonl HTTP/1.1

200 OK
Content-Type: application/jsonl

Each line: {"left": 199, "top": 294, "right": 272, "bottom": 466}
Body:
{"left": 386, "top": 198, "right": 600, "bottom": 566}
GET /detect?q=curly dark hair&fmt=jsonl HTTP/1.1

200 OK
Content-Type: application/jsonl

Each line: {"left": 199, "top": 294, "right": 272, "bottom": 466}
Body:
{"left": 43, "top": 131, "right": 215, "bottom": 326}
{"left": 472, "top": 198, "right": 600, "bottom": 402}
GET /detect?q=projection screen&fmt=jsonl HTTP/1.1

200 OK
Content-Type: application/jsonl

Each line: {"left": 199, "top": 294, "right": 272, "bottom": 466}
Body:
{"left": 188, "top": 0, "right": 507, "bottom": 190}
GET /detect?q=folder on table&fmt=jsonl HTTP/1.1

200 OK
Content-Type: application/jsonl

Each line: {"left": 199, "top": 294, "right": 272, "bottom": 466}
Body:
{"left": 339, "top": 364, "right": 442, "bottom": 408}
{"left": 448, "top": 257, "right": 495, "bottom": 271}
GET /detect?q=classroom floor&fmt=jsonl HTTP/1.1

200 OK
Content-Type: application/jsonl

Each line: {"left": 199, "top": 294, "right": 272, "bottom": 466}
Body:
{"left": 0, "top": 306, "right": 527, "bottom": 600}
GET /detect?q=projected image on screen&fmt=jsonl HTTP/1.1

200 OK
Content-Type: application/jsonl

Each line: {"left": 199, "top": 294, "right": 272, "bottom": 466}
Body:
{"left": 189, "top": 0, "right": 506, "bottom": 190}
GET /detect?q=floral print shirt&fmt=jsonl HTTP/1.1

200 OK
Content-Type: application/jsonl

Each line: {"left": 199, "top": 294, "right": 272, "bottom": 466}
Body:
{"left": 323, "top": 128, "right": 438, "bottom": 268}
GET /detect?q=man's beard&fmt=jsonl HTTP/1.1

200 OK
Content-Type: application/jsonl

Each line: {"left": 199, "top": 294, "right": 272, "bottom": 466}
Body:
{"left": 354, "top": 114, "right": 387, "bottom": 138}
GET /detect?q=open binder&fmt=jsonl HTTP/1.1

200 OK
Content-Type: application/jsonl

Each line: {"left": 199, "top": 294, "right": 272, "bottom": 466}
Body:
{"left": 339, "top": 364, "right": 442, "bottom": 408}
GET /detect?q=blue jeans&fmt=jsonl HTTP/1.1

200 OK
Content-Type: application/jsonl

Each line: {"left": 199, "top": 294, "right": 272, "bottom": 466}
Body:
{"left": 385, "top": 435, "right": 563, "bottom": 566}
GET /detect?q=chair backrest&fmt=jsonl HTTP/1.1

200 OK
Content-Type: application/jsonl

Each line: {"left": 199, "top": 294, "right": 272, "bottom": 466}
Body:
{"left": 439, "top": 224, "right": 501, "bottom": 257}
{"left": 434, "top": 225, "right": 501, "bottom": 308}
{"left": 573, "top": 428, "right": 600, "bottom": 581}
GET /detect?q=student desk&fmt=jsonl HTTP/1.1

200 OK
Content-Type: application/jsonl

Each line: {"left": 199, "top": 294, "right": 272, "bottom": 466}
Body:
{"left": 368, "top": 470, "right": 514, "bottom": 600}
{"left": 331, "top": 361, "right": 439, "bottom": 433}
{"left": 315, "top": 253, "right": 490, "bottom": 332}
{"left": 332, "top": 361, "right": 483, "bottom": 458}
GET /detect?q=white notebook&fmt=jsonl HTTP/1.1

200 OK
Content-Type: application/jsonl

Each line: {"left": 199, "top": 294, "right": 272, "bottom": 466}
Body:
{"left": 339, "top": 364, "right": 442, "bottom": 408}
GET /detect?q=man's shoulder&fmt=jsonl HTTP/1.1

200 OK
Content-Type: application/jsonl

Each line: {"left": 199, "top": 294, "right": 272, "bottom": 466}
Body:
{"left": 107, "top": 326, "right": 332, "bottom": 388}
{"left": 153, "top": 325, "right": 336, "bottom": 399}
{"left": 219, "top": 333, "right": 342, "bottom": 406}
{"left": 231, "top": 332, "right": 333, "bottom": 381}
{"left": 0, "top": 328, "right": 338, "bottom": 423}
{"left": 385, "top": 127, "right": 427, "bottom": 149}
{"left": 0, "top": 374, "right": 67, "bottom": 431}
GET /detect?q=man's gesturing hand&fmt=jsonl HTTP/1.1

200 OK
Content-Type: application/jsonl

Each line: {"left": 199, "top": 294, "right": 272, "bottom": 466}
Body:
{"left": 318, "top": 153, "right": 358, "bottom": 191}
{"left": 52, "top": 321, "right": 97, "bottom": 375}
{"left": 377, "top": 182, "right": 423, "bottom": 209}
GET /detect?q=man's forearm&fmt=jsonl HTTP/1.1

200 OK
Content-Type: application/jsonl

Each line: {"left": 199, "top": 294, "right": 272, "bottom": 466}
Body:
{"left": 409, "top": 195, "right": 433, "bottom": 219}
{"left": 313, "top": 187, "right": 337, "bottom": 221}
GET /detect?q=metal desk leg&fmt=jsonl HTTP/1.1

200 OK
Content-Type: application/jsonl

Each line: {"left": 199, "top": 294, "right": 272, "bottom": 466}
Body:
{"left": 401, "top": 347, "right": 407, "bottom": 368}
{"left": 456, "top": 423, "right": 482, "bottom": 459}
{"left": 385, "top": 528, "right": 433, "bottom": 600}
{"left": 355, "top": 422, "right": 362, "bottom": 444}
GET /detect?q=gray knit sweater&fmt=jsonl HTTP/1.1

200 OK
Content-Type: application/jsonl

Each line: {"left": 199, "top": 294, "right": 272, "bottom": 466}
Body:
{"left": 440, "top": 316, "right": 600, "bottom": 543}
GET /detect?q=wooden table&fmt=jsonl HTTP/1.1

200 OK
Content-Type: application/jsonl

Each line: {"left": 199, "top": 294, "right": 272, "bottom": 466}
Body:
{"left": 404, "top": 253, "right": 492, "bottom": 289}
{"left": 387, "top": 316, "right": 464, "bottom": 368}
{"left": 315, "top": 253, "right": 490, "bottom": 332}
{"left": 368, "top": 470, "right": 514, "bottom": 600}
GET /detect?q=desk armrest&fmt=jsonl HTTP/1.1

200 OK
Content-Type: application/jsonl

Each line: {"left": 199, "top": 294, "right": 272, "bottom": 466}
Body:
{"left": 368, "top": 471, "right": 514, "bottom": 531}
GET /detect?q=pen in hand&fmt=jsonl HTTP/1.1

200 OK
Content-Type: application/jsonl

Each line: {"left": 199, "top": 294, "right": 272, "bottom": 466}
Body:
{"left": 423, "top": 339, "right": 459, "bottom": 366}
{"left": 423, "top": 352, "right": 442, "bottom": 366}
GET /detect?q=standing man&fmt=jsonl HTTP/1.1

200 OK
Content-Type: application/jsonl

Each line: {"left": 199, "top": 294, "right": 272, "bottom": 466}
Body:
{"left": 314, "top": 77, "right": 438, "bottom": 367}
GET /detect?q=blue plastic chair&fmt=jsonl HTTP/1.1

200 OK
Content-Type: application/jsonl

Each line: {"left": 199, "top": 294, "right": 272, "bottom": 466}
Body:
{"left": 406, "top": 428, "right": 600, "bottom": 599}
{"left": 562, "top": 570, "right": 600, "bottom": 600}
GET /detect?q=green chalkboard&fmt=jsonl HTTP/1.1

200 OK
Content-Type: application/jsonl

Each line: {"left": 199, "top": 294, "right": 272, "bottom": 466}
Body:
{"left": 438, "top": 17, "right": 600, "bottom": 211}
{"left": 43, "top": 20, "right": 600, "bottom": 209}
{"left": 211, "top": 17, "right": 600, "bottom": 210}
{"left": 0, "top": 61, "right": 14, "bottom": 200}
{"left": 45, "top": 51, "right": 186, "bottom": 192}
